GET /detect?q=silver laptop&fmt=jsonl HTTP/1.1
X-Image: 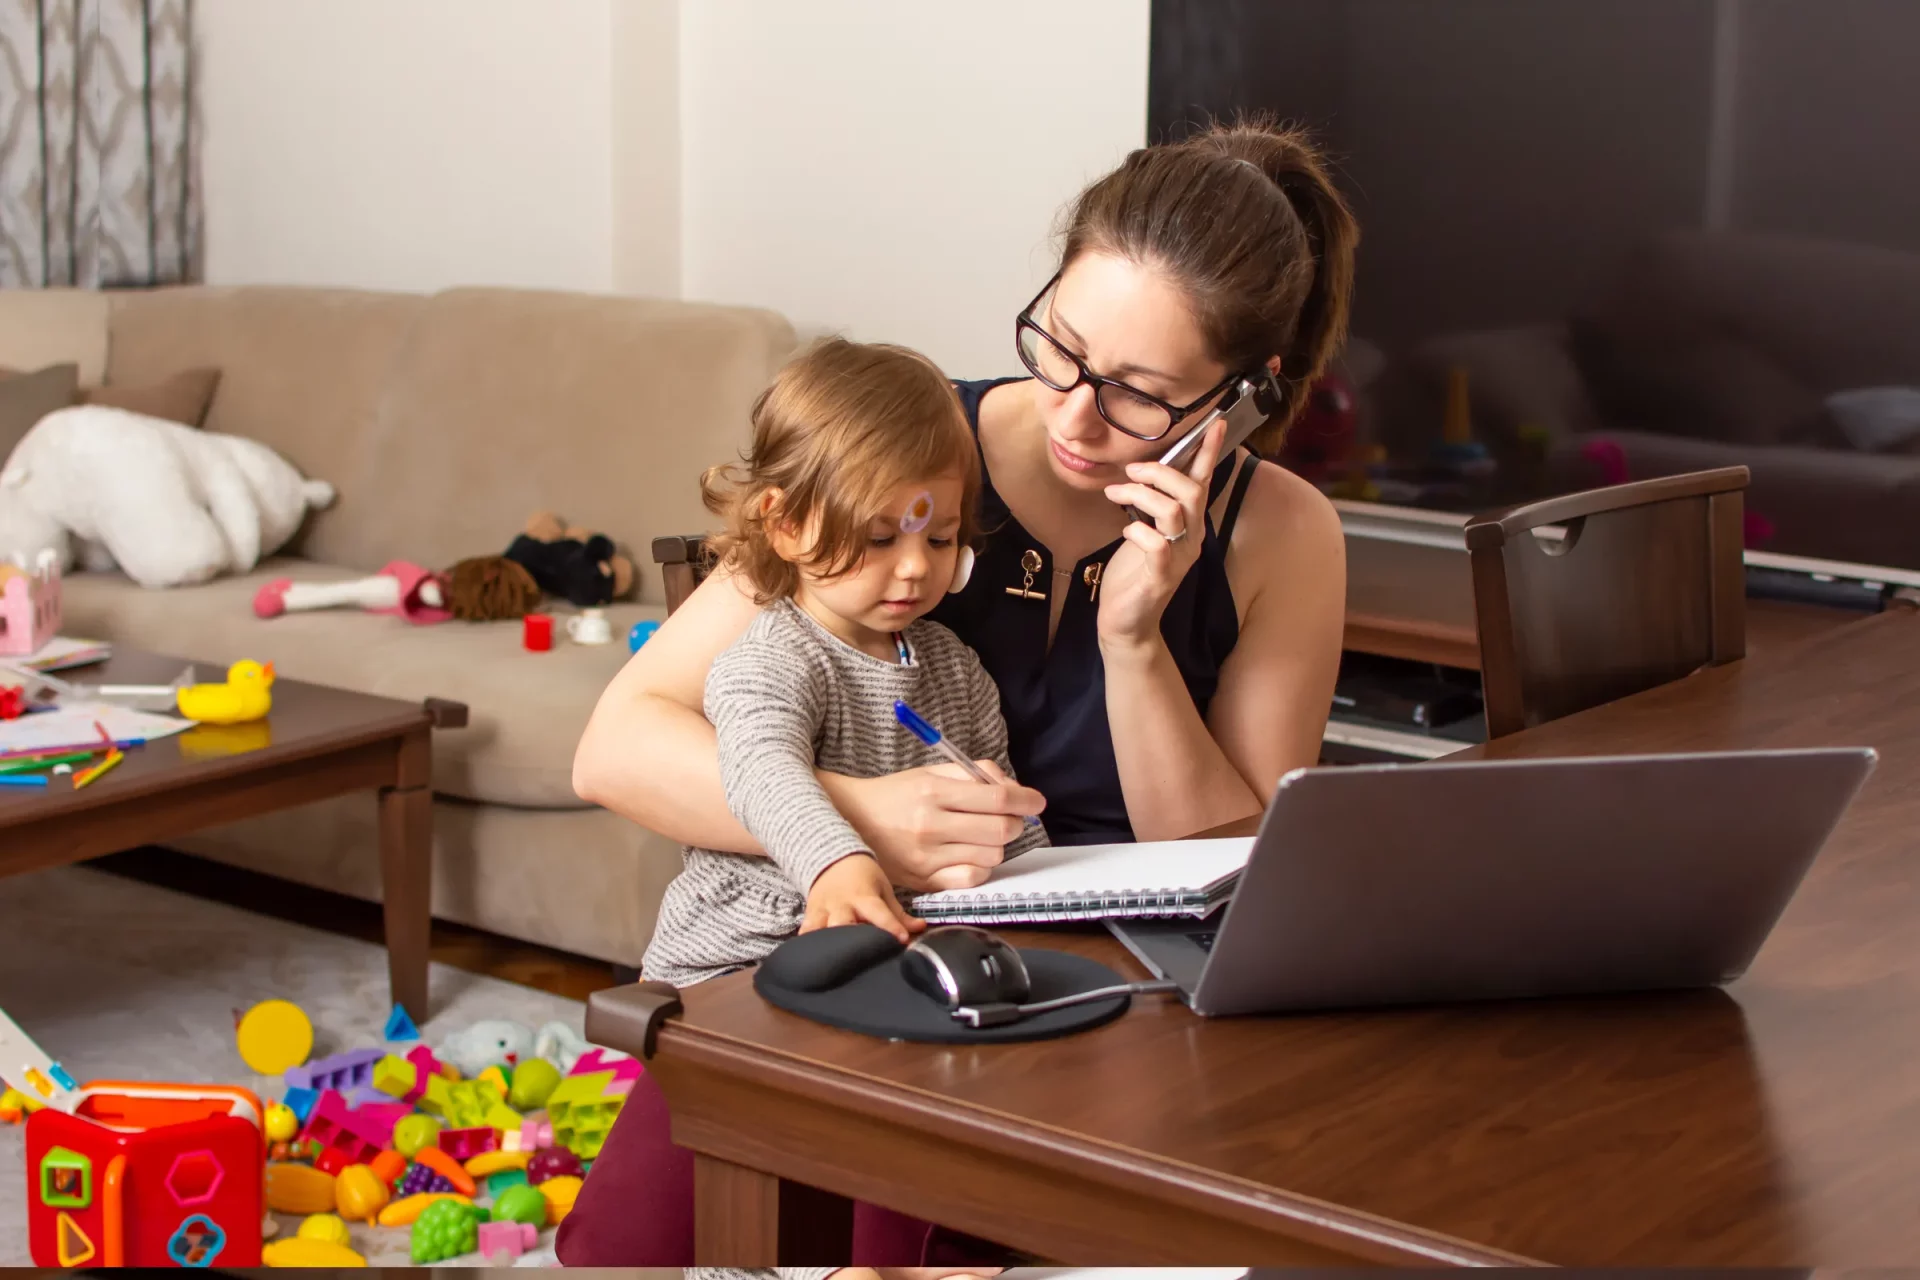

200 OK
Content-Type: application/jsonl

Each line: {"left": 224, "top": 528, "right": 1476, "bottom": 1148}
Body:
{"left": 1109, "top": 748, "right": 1876, "bottom": 1017}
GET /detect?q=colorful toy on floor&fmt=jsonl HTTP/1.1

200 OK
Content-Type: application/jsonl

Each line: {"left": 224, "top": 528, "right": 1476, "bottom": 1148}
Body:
{"left": 281, "top": 1085, "right": 318, "bottom": 1124}
{"left": 538, "top": 1173, "right": 582, "bottom": 1224}
{"left": 477, "top": 1062, "right": 512, "bottom": 1098}
{"left": 409, "top": 1195, "right": 487, "bottom": 1263}
{"left": 545, "top": 1070, "right": 627, "bottom": 1159}
{"left": 411, "top": 1145, "right": 478, "bottom": 1197}
{"left": 262, "top": 1235, "right": 367, "bottom": 1267}
{"left": 263, "top": 1101, "right": 299, "bottom": 1143}
{"left": 235, "top": 999, "right": 314, "bottom": 1076}
{"left": 392, "top": 1112, "right": 441, "bottom": 1158}
{"left": 175, "top": 658, "right": 275, "bottom": 724}
{"left": 285, "top": 1047, "right": 384, "bottom": 1095}
{"left": 333, "top": 1162, "right": 390, "bottom": 1224}
{"left": 465, "top": 1148, "right": 529, "bottom": 1178}
{"left": 297, "top": 1212, "right": 352, "bottom": 1246}
{"left": 439, "top": 1125, "right": 498, "bottom": 1160}
{"left": 480, "top": 1218, "right": 539, "bottom": 1263}
{"left": 383, "top": 1003, "right": 421, "bottom": 1042}
{"left": 24, "top": 1081, "right": 267, "bottom": 1266}
{"left": 377, "top": 1190, "right": 472, "bottom": 1227}
{"left": 526, "top": 1146, "right": 583, "bottom": 1186}
{"left": 507, "top": 1057, "right": 560, "bottom": 1110}
{"left": 490, "top": 1181, "right": 549, "bottom": 1227}
{"left": 265, "top": 1162, "right": 337, "bottom": 1215}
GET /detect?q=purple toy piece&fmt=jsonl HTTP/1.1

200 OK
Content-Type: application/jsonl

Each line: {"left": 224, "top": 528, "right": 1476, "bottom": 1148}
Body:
{"left": 398, "top": 1163, "right": 457, "bottom": 1197}
{"left": 284, "top": 1047, "right": 384, "bottom": 1094}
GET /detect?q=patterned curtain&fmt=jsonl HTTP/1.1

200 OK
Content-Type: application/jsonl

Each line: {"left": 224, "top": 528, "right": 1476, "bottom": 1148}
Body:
{"left": 0, "top": 0, "right": 199, "bottom": 289}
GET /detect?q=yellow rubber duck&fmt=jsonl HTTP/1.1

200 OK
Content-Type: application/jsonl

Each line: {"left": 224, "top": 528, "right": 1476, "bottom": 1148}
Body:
{"left": 176, "top": 659, "right": 275, "bottom": 724}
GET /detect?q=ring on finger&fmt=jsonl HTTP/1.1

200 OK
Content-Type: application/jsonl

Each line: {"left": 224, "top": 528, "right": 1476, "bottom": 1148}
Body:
{"left": 1162, "top": 527, "right": 1189, "bottom": 544}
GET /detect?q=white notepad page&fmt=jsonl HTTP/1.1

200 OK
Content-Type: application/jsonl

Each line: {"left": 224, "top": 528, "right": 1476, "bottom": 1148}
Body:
{"left": 912, "top": 836, "right": 1255, "bottom": 909}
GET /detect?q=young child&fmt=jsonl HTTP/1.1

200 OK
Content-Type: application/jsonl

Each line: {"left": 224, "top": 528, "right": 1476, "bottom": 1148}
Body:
{"left": 557, "top": 338, "right": 1044, "bottom": 1267}
{"left": 641, "top": 334, "right": 1048, "bottom": 987}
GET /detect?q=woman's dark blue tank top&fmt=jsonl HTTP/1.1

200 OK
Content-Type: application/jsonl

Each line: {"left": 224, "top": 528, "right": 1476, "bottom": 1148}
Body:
{"left": 926, "top": 377, "right": 1259, "bottom": 845}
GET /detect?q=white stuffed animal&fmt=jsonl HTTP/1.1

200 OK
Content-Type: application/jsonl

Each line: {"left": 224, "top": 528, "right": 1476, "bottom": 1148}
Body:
{"left": 0, "top": 404, "right": 335, "bottom": 588}
{"left": 437, "top": 1018, "right": 605, "bottom": 1078}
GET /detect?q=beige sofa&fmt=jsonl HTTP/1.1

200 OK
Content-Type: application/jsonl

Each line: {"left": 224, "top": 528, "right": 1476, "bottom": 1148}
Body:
{"left": 0, "top": 285, "right": 796, "bottom": 964}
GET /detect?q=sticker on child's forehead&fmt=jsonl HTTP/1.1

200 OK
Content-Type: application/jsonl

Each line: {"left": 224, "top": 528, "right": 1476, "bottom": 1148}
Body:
{"left": 899, "top": 490, "right": 934, "bottom": 533}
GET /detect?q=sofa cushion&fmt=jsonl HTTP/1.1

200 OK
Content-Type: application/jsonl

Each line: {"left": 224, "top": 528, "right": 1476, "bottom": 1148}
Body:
{"left": 59, "top": 557, "right": 665, "bottom": 809}
{"left": 0, "top": 364, "right": 81, "bottom": 461}
{"left": 81, "top": 366, "right": 223, "bottom": 427}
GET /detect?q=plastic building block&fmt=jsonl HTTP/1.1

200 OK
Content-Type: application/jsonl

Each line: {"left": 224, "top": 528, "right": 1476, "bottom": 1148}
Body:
{"left": 518, "top": 1118, "right": 553, "bottom": 1151}
{"left": 545, "top": 1072, "right": 624, "bottom": 1160}
{"left": 298, "top": 1091, "right": 387, "bottom": 1166}
{"left": 478, "top": 1219, "right": 537, "bottom": 1262}
{"left": 284, "top": 1048, "right": 383, "bottom": 1095}
{"left": 421, "top": 1076, "right": 520, "bottom": 1131}
{"left": 312, "top": 1145, "right": 353, "bottom": 1176}
{"left": 281, "top": 1086, "right": 319, "bottom": 1124}
{"left": 437, "top": 1126, "right": 497, "bottom": 1161}
{"left": 527, "top": 1147, "right": 583, "bottom": 1185}
{"left": 409, "top": 1196, "right": 486, "bottom": 1264}
{"left": 406, "top": 1044, "right": 449, "bottom": 1081}
{"left": 383, "top": 1004, "right": 421, "bottom": 1042}
{"left": 372, "top": 1053, "right": 420, "bottom": 1102}
{"left": 568, "top": 1048, "right": 642, "bottom": 1083}
{"left": 477, "top": 1064, "right": 510, "bottom": 1098}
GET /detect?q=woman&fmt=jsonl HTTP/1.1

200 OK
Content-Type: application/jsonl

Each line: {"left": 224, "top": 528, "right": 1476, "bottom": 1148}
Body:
{"left": 562, "top": 118, "right": 1356, "bottom": 1264}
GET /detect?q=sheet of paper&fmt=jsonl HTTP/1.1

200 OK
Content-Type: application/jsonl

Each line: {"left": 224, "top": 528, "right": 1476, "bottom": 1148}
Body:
{"left": 13, "top": 636, "right": 113, "bottom": 671}
{"left": 0, "top": 701, "right": 192, "bottom": 754}
{"left": 913, "top": 836, "right": 1256, "bottom": 906}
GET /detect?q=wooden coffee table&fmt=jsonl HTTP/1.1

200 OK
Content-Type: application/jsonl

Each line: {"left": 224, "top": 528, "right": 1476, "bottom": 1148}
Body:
{"left": 0, "top": 650, "right": 466, "bottom": 1021}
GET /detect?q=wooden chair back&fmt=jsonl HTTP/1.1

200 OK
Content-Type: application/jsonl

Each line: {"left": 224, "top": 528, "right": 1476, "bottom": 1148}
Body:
{"left": 1466, "top": 467, "right": 1749, "bottom": 739}
{"left": 651, "top": 535, "right": 711, "bottom": 616}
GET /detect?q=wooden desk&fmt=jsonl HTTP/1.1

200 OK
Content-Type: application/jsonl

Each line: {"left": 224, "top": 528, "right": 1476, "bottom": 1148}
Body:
{"left": 623, "top": 607, "right": 1920, "bottom": 1266}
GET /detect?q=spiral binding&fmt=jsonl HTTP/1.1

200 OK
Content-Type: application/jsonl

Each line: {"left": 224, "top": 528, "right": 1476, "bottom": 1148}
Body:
{"left": 913, "top": 884, "right": 1219, "bottom": 924}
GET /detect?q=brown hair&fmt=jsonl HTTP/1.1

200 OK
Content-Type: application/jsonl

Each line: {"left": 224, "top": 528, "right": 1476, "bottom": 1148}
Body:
{"left": 701, "top": 337, "right": 980, "bottom": 603}
{"left": 1059, "top": 116, "right": 1359, "bottom": 452}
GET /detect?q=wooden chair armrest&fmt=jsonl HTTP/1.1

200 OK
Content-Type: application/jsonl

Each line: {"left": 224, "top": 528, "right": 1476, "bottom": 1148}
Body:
{"left": 650, "top": 535, "right": 710, "bottom": 566}
{"left": 1465, "top": 466, "right": 1750, "bottom": 551}
{"left": 585, "top": 981, "right": 684, "bottom": 1060}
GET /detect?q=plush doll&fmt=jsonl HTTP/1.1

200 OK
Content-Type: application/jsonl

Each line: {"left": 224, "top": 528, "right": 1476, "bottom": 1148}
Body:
{"left": 504, "top": 512, "right": 635, "bottom": 609}
{"left": 253, "top": 562, "right": 453, "bottom": 624}
{"left": 0, "top": 405, "right": 335, "bottom": 588}
{"left": 436, "top": 1019, "right": 602, "bottom": 1078}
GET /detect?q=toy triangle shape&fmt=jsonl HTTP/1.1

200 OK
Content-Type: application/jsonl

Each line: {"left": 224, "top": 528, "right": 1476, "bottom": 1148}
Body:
{"left": 56, "top": 1210, "right": 96, "bottom": 1266}
{"left": 383, "top": 1004, "right": 420, "bottom": 1042}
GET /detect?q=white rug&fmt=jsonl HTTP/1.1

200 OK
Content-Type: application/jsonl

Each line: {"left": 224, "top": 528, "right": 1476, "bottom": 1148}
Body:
{"left": 0, "top": 863, "right": 587, "bottom": 1266}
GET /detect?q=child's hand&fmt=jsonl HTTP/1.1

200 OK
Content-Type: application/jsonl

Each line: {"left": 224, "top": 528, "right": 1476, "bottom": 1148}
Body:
{"left": 803, "top": 853, "right": 926, "bottom": 943}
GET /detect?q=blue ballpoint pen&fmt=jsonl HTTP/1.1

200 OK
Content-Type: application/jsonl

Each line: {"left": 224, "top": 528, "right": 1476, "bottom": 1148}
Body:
{"left": 893, "top": 700, "right": 1041, "bottom": 827}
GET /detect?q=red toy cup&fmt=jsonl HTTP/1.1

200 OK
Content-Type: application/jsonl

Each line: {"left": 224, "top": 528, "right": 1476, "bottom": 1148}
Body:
{"left": 523, "top": 614, "right": 553, "bottom": 652}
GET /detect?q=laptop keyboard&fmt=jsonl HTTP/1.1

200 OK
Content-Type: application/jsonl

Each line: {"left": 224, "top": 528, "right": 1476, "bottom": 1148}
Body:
{"left": 1187, "top": 929, "right": 1218, "bottom": 952}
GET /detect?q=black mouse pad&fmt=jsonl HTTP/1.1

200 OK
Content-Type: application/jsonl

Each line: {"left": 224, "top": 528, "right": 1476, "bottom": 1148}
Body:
{"left": 753, "top": 930, "right": 1134, "bottom": 1043}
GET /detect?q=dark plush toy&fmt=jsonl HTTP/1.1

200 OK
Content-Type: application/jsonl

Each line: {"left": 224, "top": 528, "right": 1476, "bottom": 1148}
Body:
{"left": 502, "top": 512, "right": 636, "bottom": 609}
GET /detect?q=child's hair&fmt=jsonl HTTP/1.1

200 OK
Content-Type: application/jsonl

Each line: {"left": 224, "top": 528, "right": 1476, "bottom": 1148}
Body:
{"left": 702, "top": 337, "right": 981, "bottom": 603}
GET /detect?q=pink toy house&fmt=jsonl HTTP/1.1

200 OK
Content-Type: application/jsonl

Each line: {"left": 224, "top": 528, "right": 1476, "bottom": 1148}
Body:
{"left": 0, "top": 554, "right": 60, "bottom": 659}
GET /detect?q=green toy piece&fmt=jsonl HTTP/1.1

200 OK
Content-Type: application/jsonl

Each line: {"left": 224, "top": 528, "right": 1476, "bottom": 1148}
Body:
{"left": 491, "top": 1183, "right": 549, "bottom": 1227}
{"left": 393, "top": 1113, "right": 441, "bottom": 1157}
{"left": 487, "top": 1168, "right": 530, "bottom": 1197}
{"left": 507, "top": 1057, "right": 560, "bottom": 1110}
{"left": 410, "top": 1196, "right": 487, "bottom": 1264}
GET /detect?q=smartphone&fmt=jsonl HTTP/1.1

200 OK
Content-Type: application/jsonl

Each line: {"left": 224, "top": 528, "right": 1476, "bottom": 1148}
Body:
{"left": 1126, "top": 375, "right": 1283, "bottom": 525}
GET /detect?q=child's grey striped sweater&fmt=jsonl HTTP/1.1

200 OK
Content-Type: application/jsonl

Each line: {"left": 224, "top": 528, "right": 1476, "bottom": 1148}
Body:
{"left": 642, "top": 598, "right": 1048, "bottom": 987}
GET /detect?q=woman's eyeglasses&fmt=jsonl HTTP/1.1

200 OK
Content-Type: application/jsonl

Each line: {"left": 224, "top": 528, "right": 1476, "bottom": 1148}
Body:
{"left": 1014, "top": 272, "right": 1238, "bottom": 442}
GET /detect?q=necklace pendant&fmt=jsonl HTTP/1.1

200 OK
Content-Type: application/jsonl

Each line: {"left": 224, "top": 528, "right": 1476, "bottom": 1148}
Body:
{"left": 1083, "top": 563, "right": 1103, "bottom": 602}
{"left": 1005, "top": 548, "right": 1046, "bottom": 601}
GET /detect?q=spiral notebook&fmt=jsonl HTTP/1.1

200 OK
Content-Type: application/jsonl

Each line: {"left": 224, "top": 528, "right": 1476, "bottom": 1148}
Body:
{"left": 908, "top": 836, "right": 1255, "bottom": 924}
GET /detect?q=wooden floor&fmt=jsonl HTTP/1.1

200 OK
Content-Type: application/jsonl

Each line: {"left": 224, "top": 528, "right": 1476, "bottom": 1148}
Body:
{"left": 93, "top": 846, "right": 623, "bottom": 1004}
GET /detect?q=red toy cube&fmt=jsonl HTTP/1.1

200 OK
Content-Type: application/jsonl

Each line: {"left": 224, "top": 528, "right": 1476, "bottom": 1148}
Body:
{"left": 25, "top": 1083, "right": 265, "bottom": 1267}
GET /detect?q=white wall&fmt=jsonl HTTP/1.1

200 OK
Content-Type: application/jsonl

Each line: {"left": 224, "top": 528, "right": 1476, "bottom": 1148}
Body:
{"left": 198, "top": 0, "right": 615, "bottom": 294}
{"left": 675, "top": 0, "right": 1151, "bottom": 376}
{"left": 194, "top": 0, "right": 1152, "bottom": 363}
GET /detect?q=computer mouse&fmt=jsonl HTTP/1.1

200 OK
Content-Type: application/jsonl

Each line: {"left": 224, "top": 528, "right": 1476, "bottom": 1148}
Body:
{"left": 758, "top": 923, "right": 904, "bottom": 992}
{"left": 902, "top": 926, "right": 1032, "bottom": 1008}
